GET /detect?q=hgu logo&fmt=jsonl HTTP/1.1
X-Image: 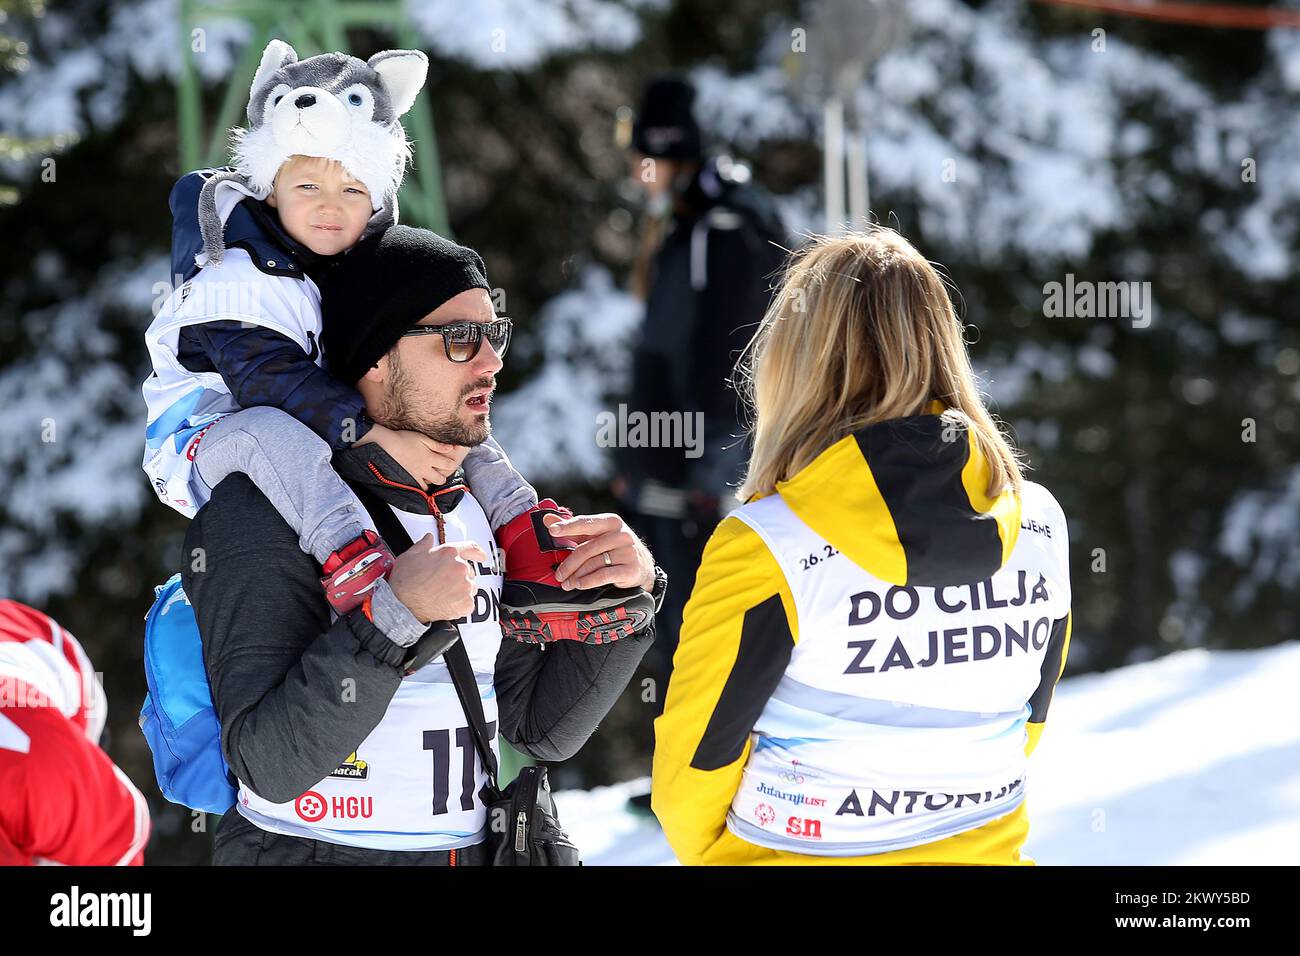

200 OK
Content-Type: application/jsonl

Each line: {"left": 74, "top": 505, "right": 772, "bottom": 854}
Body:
{"left": 49, "top": 886, "right": 151, "bottom": 936}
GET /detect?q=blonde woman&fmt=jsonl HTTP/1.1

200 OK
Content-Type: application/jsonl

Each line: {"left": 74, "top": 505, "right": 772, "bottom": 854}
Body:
{"left": 651, "top": 228, "right": 1071, "bottom": 865}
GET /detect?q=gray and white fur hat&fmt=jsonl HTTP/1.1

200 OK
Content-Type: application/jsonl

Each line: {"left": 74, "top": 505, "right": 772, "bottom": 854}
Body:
{"left": 198, "top": 39, "right": 428, "bottom": 266}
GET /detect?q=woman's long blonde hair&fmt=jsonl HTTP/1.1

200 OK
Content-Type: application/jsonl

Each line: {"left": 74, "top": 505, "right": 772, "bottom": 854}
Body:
{"left": 736, "top": 227, "right": 1024, "bottom": 502}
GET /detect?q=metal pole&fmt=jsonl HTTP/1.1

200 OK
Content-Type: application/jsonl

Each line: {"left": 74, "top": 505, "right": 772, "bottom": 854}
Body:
{"left": 847, "top": 124, "right": 867, "bottom": 230}
{"left": 178, "top": 0, "right": 201, "bottom": 172}
{"left": 823, "top": 95, "right": 845, "bottom": 233}
{"left": 203, "top": 35, "right": 269, "bottom": 167}
{"left": 397, "top": 23, "right": 451, "bottom": 237}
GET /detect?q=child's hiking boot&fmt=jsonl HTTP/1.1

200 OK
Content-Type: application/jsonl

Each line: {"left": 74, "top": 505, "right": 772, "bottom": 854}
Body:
{"left": 497, "top": 500, "right": 655, "bottom": 644}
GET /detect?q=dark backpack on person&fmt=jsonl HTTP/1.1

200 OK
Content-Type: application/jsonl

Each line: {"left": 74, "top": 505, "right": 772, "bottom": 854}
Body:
{"left": 347, "top": 481, "right": 580, "bottom": 866}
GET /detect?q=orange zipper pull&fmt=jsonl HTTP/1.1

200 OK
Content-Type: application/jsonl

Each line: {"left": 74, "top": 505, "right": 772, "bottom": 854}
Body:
{"left": 428, "top": 483, "right": 467, "bottom": 545}
{"left": 365, "top": 460, "right": 467, "bottom": 546}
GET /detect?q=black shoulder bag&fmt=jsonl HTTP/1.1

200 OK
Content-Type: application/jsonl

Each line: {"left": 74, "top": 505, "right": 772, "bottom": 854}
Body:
{"left": 346, "top": 480, "right": 581, "bottom": 866}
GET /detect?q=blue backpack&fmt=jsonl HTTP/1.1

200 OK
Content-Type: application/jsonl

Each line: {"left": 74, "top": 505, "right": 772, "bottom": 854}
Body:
{"left": 139, "top": 574, "right": 237, "bottom": 814}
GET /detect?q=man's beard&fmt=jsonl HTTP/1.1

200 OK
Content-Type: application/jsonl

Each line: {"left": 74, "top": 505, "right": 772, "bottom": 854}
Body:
{"left": 378, "top": 348, "right": 493, "bottom": 446}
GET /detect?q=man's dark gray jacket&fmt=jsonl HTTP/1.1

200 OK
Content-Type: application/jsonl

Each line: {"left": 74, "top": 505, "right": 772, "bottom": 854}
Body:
{"left": 183, "top": 442, "right": 653, "bottom": 862}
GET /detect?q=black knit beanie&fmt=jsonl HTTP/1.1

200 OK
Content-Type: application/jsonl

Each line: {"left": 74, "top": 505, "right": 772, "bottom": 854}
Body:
{"left": 320, "top": 225, "right": 491, "bottom": 385}
{"left": 632, "top": 77, "right": 702, "bottom": 160}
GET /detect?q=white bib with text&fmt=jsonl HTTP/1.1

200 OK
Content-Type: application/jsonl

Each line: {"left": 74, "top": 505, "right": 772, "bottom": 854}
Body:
{"left": 236, "top": 492, "right": 505, "bottom": 851}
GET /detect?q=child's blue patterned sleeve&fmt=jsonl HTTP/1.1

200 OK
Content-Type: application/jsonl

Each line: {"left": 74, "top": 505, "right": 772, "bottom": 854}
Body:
{"left": 183, "top": 320, "right": 370, "bottom": 450}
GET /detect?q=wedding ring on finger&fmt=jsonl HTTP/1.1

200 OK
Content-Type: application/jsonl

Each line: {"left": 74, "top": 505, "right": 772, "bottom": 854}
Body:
{"left": 602, "top": 551, "right": 613, "bottom": 568}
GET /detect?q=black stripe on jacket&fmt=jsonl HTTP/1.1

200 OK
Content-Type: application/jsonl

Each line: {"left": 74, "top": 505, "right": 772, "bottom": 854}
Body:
{"left": 855, "top": 418, "right": 1005, "bottom": 587}
{"left": 1028, "top": 613, "right": 1070, "bottom": 724}
{"left": 689, "top": 593, "right": 795, "bottom": 771}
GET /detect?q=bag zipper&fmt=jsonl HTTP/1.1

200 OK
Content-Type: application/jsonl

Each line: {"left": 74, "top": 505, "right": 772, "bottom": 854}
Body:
{"left": 513, "top": 766, "right": 549, "bottom": 859}
{"left": 514, "top": 810, "right": 528, "bottom": 853}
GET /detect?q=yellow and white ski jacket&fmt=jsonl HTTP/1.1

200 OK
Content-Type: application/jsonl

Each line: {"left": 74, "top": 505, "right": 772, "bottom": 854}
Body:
{"left": 652, "top": 406, "right": 1071, "bottom": 865}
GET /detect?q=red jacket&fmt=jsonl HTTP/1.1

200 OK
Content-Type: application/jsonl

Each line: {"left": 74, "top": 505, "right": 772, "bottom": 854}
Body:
{"left": 0, "top": 601, "right": 150, "bottom": 865}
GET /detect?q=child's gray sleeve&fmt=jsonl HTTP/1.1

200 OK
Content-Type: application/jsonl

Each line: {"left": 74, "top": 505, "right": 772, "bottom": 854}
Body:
{"left": 462, "top": 435, "right": 538, "bottom": 530}
{"left": 193, "top": 406, "right": 371, "bottom": 565}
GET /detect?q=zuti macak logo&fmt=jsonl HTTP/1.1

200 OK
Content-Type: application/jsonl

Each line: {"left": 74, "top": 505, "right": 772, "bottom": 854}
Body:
{"left": 328, "top": 750, "right": 370, "bottom": 780}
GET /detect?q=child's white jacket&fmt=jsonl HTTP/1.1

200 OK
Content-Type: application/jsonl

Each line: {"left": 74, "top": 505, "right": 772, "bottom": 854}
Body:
{"left": 142, "top": 177, "right": 324, "bottom": 517}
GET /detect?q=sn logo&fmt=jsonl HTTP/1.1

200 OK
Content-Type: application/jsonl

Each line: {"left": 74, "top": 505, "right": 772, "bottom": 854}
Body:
{"left": 786, "top": 816, "right": 822, "bottom": 839}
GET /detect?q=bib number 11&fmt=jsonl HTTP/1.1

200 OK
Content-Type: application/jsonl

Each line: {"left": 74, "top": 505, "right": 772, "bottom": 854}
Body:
{"left": 423, "top": 721, "right": 496, "bottom": 815}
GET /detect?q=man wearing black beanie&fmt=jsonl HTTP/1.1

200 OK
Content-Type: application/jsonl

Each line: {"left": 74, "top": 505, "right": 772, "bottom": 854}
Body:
{"left": 322, "top": 226, "right": 500, "bottom": 448}
{"left": 185, "top": 224, "right": 665, "bottom": 865}
{"left": 321, "top": 226, "right": 493, "bottom": 393}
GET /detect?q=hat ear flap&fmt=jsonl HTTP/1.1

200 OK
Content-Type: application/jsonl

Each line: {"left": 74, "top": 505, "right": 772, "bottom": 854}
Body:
{"left": 247, "top": 39, "right": 298, "bottom": 120}
{"left": 361, "top": 194, "right": 398, "bottom": 242}
{"left": 368, "top": 49, "right": 428, "bottom": 118}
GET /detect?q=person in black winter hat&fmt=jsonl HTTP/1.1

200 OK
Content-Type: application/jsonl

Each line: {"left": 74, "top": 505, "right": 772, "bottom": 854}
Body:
{"left": 615, "top": 75, "right": 790, "bottom": 702}
{"left": 189, "top": 225, "right": 663, "bottom": 865}
{"left": 631, "top": 77, "right": 703, "bottom": 161}
{"left": 319, "top": 224, "right": 666, "bottom": 642}
{"left": 321, "top": 226, "right": 493, "bottom": 391}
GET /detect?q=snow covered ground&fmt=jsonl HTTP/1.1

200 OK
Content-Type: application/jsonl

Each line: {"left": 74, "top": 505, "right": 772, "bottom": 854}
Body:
{"left": 555, "top": 641, "right": 1300, "bottom": 865}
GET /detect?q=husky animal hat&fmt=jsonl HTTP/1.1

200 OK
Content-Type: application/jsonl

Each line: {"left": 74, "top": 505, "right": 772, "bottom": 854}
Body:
{"left": 197, "top": 39, "right": 428, "bottom": 265}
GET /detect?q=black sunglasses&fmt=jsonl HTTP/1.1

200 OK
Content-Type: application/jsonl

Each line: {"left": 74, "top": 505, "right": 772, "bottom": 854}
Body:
{"left": 401, "top": 317, "right": 512, "bottom": 363}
